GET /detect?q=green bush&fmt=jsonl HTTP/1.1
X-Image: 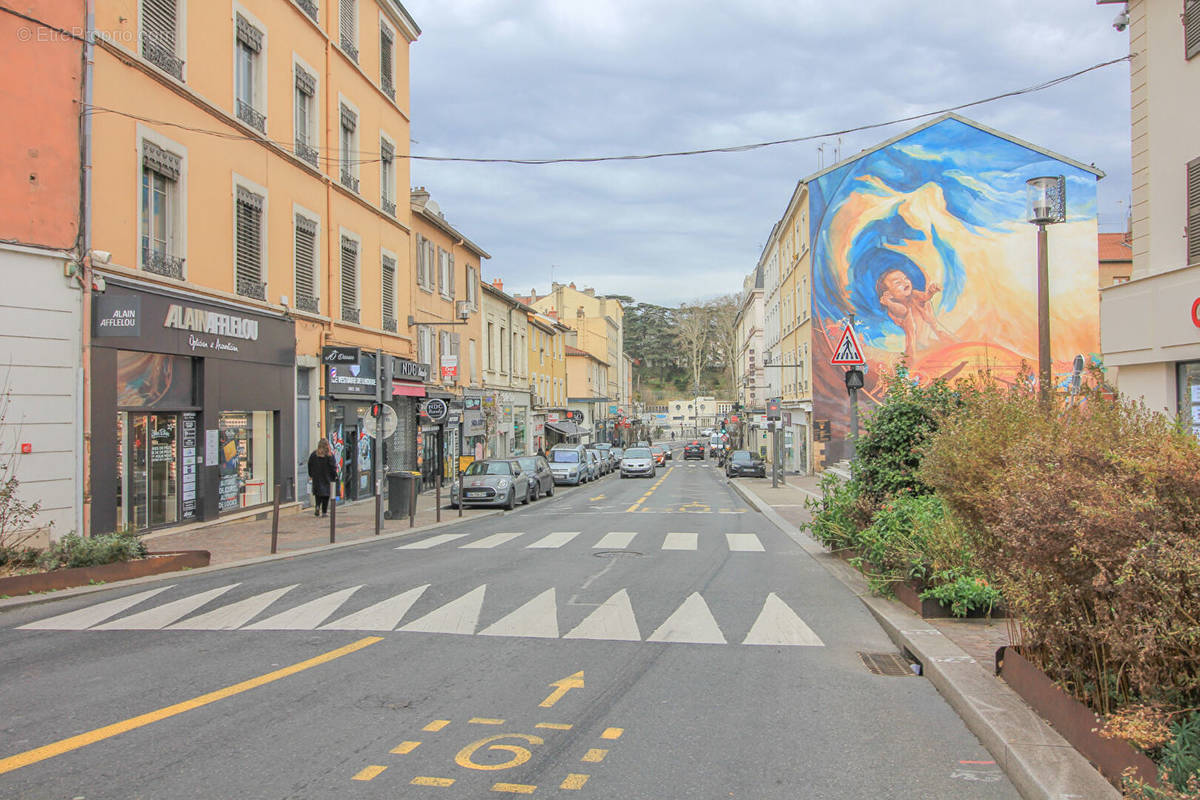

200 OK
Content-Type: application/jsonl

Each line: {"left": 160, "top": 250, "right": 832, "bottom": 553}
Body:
{"left": 803, "top": 472, "right": 871, "bottom": 553}
{"left": 36, "top": 532, "right": 148, "bottom": 571}
{"left": 919, "top": 571, "right": 1002, "bottom": 618}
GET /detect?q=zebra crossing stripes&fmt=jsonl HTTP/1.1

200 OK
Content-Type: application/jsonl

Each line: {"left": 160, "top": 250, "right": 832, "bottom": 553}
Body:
{"left": 397, "top": 533, "right": 470, "bottom": 550}
{"left": 18, "top": 587, "right": 174, "bottom": 630}
{"left": 725, "top": 533, "right": 766, "bottom": 552}
{"left": 394, "top": 530, "right": 771, "bottom": 553}
{"left": 526, "top": 532, "right": 581, "bottom": 548}
{"left": 661, "top": 532, "right": 698, "bottom": 550}
{"left": 460, "top": 532, "right": 524, "bottom": 549}
{"left": 592, "top": 532, "right": 637, "bottom": 549}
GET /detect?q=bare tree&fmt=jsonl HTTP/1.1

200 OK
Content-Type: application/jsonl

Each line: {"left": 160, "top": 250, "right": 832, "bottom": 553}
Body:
{"left": 676, "top": 304, "right": 710, "bottom": 395}
{"left": 706, "top": 294, "right": 740, "bottom": 392}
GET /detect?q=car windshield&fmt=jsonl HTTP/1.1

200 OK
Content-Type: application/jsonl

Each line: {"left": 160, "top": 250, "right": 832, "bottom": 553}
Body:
{"left": 731, "top": 451, "right": 753, "bottom": 462}
{"left": 595, "top": 444, "right": 611, "bottom": 451}
{"left": 651, "top": 446, "right": 664, "bottom": 454}
{"left": 550, "top": 450, "right": 579, "bottom": 463}
{"left": 517, "top": 457, "right": 539, "bottom": 471}
{"left": 611, "top": 449, "right": 623, "bottom": 457}
{"left": 624, "top": 448, "right": 652, "bottom": 458}
{"left": 465, "top": 461, "right": 512, "bottom": 476}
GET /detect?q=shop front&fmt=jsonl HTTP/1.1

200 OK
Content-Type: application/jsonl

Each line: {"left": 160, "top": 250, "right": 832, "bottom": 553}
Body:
{"left": 90, "top": 280, "right": 295, "bottom": 534}
{"left": 325, "top": 351, "right": 379, "bottom": 502}
{"left": 386, "top": 356, "right": 428, "bottom": 477}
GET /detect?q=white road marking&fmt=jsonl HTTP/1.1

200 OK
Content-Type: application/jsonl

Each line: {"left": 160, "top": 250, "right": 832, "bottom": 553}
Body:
{"left": 593, "top": 532, "right": 637, "bottom": 549}
{"left": 399, "top": 585, "right": 486, "bottom": 635}
{"left": 92, "top": 584, "right": 239, "bottom": 630}
{"left": 397, "top": 533, "right": 470, "bottom": 550}
{"left": 243, "top": 586, "right": 363, "bottom": 630}
{"left": 461, "top": 532, "right": 525, "bottom": 549}
{"left": 661, "top": 532, "right": 698, "bottom": 550}
{"left": 319, "top": 584, "right": 430, "bottom": 631}
{"left": 19, "top": 587, "right": 173, "bottom": 630}
{"left": 647, "top": 593, "right": 726, "bottom": 644}
{"left": 167, "top": 585, "right": 299, "bottom": 630}
{"left": 526, "top": 531, "right": 580, "bottom": 549}
{"left": 742, "top": 593, "right": 824, "bottom": 646}
{"left": 563, "top": 589, "right": 641, "bottom": 641}
{"left": 478, "top": 588, "right": 559, "bottom": 638}
{"left": 725, "top": 533, "right": 765, "bottom": 552}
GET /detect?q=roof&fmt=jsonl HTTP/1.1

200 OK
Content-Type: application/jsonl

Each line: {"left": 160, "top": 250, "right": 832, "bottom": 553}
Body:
{"left": 1098, "top": 232, "right": 1133, "bottom": 262}
{"left": 413, "top": 205, "right": 491, "bottom": 260}
{"left": 565, "top": 345, "right": 608, "bottom": 365}
{"left": 482, "top": 281, "right": 536, "bottom": 312}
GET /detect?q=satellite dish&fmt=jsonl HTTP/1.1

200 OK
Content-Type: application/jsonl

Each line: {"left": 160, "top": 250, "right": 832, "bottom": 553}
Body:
{"left": 362, "top": 404, "right": 398, "bottom": 439}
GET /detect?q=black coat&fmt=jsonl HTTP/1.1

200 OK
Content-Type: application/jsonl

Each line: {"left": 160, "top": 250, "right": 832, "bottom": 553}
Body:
{"left": 307, "top": 452, "right": 338, "bottom": 497}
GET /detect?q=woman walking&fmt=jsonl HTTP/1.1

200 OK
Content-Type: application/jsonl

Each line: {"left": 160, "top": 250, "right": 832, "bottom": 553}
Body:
{"left": 307, "top": 438, "right": 338, "bottom": 516}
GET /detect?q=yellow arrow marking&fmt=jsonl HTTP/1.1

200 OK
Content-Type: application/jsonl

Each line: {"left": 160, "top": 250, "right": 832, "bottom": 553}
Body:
{"left": 589, "top": 494, "right": 605, "bottom": 501}
{"left": 538, "top": 670, "right": 585, "bottom": 708}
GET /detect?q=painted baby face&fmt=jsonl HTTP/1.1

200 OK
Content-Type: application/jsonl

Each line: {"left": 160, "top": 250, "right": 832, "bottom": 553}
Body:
{"left": 882, "top": 270, "right": 912, "bottom": 298}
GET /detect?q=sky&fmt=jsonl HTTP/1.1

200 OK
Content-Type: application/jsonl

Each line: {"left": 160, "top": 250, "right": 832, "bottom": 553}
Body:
{"left": 403, "top": 1, "right": 1132, "bottom": 307}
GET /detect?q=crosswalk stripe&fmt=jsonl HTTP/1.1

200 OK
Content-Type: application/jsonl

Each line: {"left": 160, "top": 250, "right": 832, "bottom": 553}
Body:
{"left": 563, "top": 589, "right": 641, "bottom": 641}
{"left": 18, "top": 587, "right": 174, "bottom": 630}
{"left": 319, "top": 585, "right": 429, "bottom": 631}
{"left": 646, "top": 593, "right": 726, "bottom": 644}
{"left": 526, "top": 532, "right": 580, "bottom": 549}
{"left": 399, "top": 585, "right": 486, "bottom": 635}
{"left": 397, "top": 533, "right": 470, "bottom": 550}
{"left": 661, "top": 532, "right": 698, "bottom": 551}
{"left": 92, "top": 584, "right": 239, "bottom": 630}
{"left": 478, "top": 589, "right": 559, "bottom": 638}
{"left": 725, "top": 533, "right": 765, "bottom": 552}
{"left": 243, "top": 586, "right": 362, "bottom": 630}
{"left": 593, "top": 532, "right": 637, "bottom": 549}
{"left": 742, "top": 593, "right": 824, "bottom": 646}
{"left": 167, "top": 585, "right": 299, "bottom": 630}
{"left": 461, "top": 532, "right": 525, "bottom": 549}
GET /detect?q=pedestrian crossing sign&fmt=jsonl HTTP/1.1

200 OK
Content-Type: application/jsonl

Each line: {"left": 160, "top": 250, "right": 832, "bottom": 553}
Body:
{"left": 830, "top": 324, "right": 866, "bottom": 365}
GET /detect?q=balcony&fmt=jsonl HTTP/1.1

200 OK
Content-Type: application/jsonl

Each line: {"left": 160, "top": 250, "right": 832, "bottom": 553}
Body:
{"left": 295, "top": 293, "right": 319, "bottom": 314}
{"left": 340, "top": 34, "right": 358, "bottom": 62}
{"left": 236, "top": 276, "right": 266, "bottom": 301}
{"left": 236, "top": 99, "right": 266, "bottom": 133}
{"left": 141, "top": 32, "right": 184, "bottom": 80}
{"left": 381, "top": 198, "right": 397, "bottom": 217}
{"left": 142, "top": 246, "right": 185, "bottom": 280}
{"left": 382, "top": 315, "right": 397, "bottom": 333}
{"left": 296, "top": 0, "right": 318, "bottom": 22}
{"left": 295, "top": 139, "right": 319, "bottom": 168}
{"left": 341, "top": 306, "right": 360, "bottom": 324}
{"left": 340, "top": 169, "right": 359, "bottom": 193}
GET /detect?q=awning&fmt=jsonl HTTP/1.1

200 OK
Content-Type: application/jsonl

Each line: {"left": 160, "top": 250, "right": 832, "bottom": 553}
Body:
{"left": 546, "top": 420, "right": 580, "bottom": 436}
{"left": 392, "top": 382, "right": 426, "bottom": 398}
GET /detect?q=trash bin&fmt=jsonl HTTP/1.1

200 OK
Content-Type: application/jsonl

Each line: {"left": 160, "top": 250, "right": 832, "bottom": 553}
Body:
{"left": 384, "top": 471, "right": 420, "bottom": 519}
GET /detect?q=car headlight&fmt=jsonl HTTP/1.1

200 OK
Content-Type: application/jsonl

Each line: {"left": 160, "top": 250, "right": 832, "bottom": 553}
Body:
{"left": 496, "top": 479, "right": 510, "bottom": 489}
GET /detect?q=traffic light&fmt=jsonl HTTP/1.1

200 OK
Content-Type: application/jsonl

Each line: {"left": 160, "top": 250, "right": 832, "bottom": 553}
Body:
{"left": 370, "top": 402, "right": 383, "bottom": 418}
{"left": 720, "top": 419, "right": 726, "bottom": 432}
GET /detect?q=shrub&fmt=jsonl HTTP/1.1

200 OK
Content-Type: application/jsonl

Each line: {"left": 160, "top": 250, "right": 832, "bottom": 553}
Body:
{"left": 803, "top": 473, "right": 871, "bottom": 553}
{"left": 37, "top": 532, "right": 148, "bottom": 571}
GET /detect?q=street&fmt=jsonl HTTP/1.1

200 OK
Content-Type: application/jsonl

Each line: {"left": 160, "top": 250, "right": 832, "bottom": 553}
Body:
{"left": 0, "top": 451, "right": 1017, "bottom": 799}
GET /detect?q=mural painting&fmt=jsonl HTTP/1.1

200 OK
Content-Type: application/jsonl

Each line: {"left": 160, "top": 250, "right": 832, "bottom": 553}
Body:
{"left": 808, "top": 115, "right": 1101, "bottom": 462}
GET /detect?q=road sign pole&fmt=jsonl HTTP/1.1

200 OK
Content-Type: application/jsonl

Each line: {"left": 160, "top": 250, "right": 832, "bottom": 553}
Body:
{"left": 375, "top": 349, "right": 383, "bottom": 537}
{"left": 436, "top": 423, "right": 443, "bottom": 523}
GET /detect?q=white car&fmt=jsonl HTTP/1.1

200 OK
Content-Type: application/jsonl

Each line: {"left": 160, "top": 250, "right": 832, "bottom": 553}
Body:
{"left": 620, "top": 447, "right": 656, "bottom": 478}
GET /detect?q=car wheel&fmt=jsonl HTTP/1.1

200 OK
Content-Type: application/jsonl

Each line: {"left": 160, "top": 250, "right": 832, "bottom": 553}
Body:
{"left": 505, "top": 489, "right": 516, "bottom": 510}
{"left": 524, "top": 486, "right": 532, "bottom": 505}
{"left": 546, "top": 482, "right": 554, "bottom": 497}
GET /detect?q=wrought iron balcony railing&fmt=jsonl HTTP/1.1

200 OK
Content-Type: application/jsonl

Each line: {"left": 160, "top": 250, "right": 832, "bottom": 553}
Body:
{"left": 237, "top": 99, "right": 266, "bottom": 133}
{"left": 295, "top": 293, "right": 320, "bottom": 314}
{"left": 382, "top": 198, "right": 396, "bottom": 216}
{"left": 341, "top": 306, "right": 360, "bottom": 324}
{"left": 295, "top": 139, "right": 319, "bottom": 167}
{"left": 381, "top": 76, "right": 395, "bottom": 101}
{"left": 296, "top": 0, "right": 318, "bottom": 22}
{"left": 142, "top": 33, "right": 184, "bottom": 80}
{"left": 340, "top": 169, "right": 359, "bottom": 193}
{"left": 236, "top": 276, "right": 266, "bottom": 301}
{"left": 142, "top": 246, "right": 185, "bottom": 280}
{"left": 383, "top": 315, "right": 398, "bottom": 333}
{"left": 340, "top": 34, "right": 358, "bottom": 62}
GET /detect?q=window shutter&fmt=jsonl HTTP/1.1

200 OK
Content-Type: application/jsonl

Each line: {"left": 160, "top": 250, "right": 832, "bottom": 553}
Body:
{"left": 1188, "top": 0, "right": 1200, "bottom": 60}
{"left": 235, "top": 187, "right": 263, "bottom": 285}
{"left": 382, "top": 254, "right": 396, "bottom": 318}
{"left": 340, "top": 236, "right": 358, "bottom": 317}
{"left": 380, "top": 26, "right": 394, "bottom": 79}
{"left": 143, "top": 0, "right": 177, "bottom": 49}
{"left": 339, "top": 0, "right": 356, "bottom": 45}
{"left": 235, "top": 14, "right": 262, "bottom": 53}
{"left": 449, "top": 254, "right": 456, "bottom": 295}
{"left": 143, "top": 141, "right": 181, "bottom": 181}
{"left": 294, "top": 215, "right": 317, "bottom": 299}
{"left": 415, "top": 233, "right": 426, "bottom": 288}
{"left": 1189, "top": 158, "right": 1200, "bottom": 265}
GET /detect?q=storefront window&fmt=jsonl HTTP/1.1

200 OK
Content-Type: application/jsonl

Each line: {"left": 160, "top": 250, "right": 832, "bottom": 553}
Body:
{"left": 1179, "top": 361, "right": 1200, "bottom": 442}
{"left": 117, "top": 351, "right": 195, "bottom": 407}
{"left": 218, "top": 411, "right": 274, "bottom": 512}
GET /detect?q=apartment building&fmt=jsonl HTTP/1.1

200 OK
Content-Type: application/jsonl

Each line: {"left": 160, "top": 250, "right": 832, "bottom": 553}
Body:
{"left": 565, "top": 345, "right": 609, "bottom": 442}
{"left": 527, "top": 312, "right": 569, "bottom": 452}
{"left": 480, "top": 279, "right": 532, "bottom": 458}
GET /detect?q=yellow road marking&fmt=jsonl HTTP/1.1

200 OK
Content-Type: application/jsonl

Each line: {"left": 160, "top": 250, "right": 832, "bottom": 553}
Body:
{"left": 535, "top": 722, "right": 573, "bottom": 730}
{"left": 352, "top": 765, "right": 387, "bottom": 781}
{"left": 391, "top": 741, "right": 421, "bottom": 754}
{"left": 625, "top": 466, "right": 674, "bottom": 512}
{"left": 589, "top": 494, "right": 605, "bottom": 501}
{"left": 561, "top": 773, "right": 590, "bottom": 790}
{"left": 581, "top": 748, "right": 608, "bottom": 763}
{"left": 456, "top": 734, "right": 543, "bottom": 771}
{"left": 423, "top": 719, "right": 450, "bottom": 732}
{"left": 412, "top": 776, "right": 455, "bottom": 787}
{"left": 0, "top": 636, "right": 382, "bottom": 776}
{"left": 600, "top": 727, "right": 624, "bottom": 740}
{"left": 492, "top": 783, "right": 537, "bottom": 794}
{"left": 539, "top": 670, "right": 584, "bottom": 708}
{"left": 469, "top": 717, "right": 505, "bottom": 725}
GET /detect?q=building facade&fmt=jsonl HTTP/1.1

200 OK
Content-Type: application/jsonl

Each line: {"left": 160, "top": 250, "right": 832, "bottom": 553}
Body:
{"left": 565, "top": 345, "right": 609, "bottom": 442}
{"left": 1099, "top": 1, "right": 1200, "bottom": 432}
{"left": 481, "top": 280, "right": 532, "bottom": 458}
{"left": 527, "top": 312, "right": 568, "bottom": 452}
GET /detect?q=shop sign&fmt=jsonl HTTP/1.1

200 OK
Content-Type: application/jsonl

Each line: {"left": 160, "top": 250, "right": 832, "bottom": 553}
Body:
{"left": 547, "top": 413, "right": 559, "bottom": 423}
{"left": 1191, "top": 297, "right": 1200, "bottom": 329}
{"left": 464, "top": 408, "right": 486, "bottom": 435}
{"left": 464, "top": 396, "right": 482, "bottom": 411}
{"left": 424, "top": 397, "right": 449, "bottom": 424}
{"left": 165, "top": 304, "right": 260, "bottom": 355}
{"left": 95, "top": 295, "right": 141, "bottom": 337}
{"left": 323, "top": 345, "right": 360, "bottom": 364}
{"left": 390, "top": 356, "right": 431, "bottom": 383}
{"left": 441, "top": 354, "right": 458, "bottom": 382}
{"left": 327, "top": 361, "right": 377, "bottom": 396}
{"left": 814, "top": 420, "right": 832, "bottom": 442}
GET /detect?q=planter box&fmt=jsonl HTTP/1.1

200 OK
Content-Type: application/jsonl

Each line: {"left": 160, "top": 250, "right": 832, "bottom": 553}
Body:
{"left": 996, "top": 645, "right": 1159, "bottom": 789}
{"left": 892, "top": 579, "right": 1007, "bottom": 619}
{"left": 0, "top": 550, "right": 210, "bottom": 596}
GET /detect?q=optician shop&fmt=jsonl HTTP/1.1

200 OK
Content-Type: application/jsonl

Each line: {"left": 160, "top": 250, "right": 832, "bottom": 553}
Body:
{"left": 90, "top": 279, "right": 296, "bottom": 534}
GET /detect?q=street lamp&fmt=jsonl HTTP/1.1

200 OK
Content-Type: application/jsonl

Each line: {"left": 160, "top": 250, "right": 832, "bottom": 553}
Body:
{"left": 1026, "top": 176, "right": 1066, "bottom": 406}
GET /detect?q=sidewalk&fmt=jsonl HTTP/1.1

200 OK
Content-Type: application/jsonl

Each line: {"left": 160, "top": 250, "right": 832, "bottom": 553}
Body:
{"left": 143, "top": 489, "right": 493, "bottom": 565}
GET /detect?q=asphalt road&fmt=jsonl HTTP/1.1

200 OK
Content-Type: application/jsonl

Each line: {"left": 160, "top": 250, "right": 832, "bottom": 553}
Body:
{"left": 0, "top": 449, "right": 1019, "bottom": 799}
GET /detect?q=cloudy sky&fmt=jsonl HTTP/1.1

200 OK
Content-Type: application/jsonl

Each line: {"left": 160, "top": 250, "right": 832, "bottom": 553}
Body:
{"left": 403, "top": 1, "right": 1131, "bottom": 307}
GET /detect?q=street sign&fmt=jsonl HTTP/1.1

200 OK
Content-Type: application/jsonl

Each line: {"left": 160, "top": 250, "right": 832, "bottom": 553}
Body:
{"left": 830, "top": 324, "right": 866, "bottom": 365}
{"left": 363, "top": 403, "right": 398, "bottom": 439}
{"left": 322, "top": 345, "right": 360, "bottom": 364}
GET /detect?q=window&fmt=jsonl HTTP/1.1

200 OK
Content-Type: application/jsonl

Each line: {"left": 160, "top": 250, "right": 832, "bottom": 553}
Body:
{"left": 1190, "top": 157, "right": 1200, "bottom": 265}
{"left": 294, "top": 214, "right": 319, "bottom": 313}
{"left": 339, "top": 103, "right": 358, "bottom": 191}
{"left": 418, "top": 325, "right": 432, "bottom": 365}
{"left": 380, "top": 137, "right": 396, "bottom": 215}
{"left": 381, "top": 253, "right": 397, "bottom": 331}
{"left": 437, "top": 247, "right": 452, "bottom": 298}
{"left": 234, "top": 186, "right": 265, "bottom": 300}
{"left": 1188, "top": 0, "right": 1200, "bottom": 60}
{"left": 234, "top": 15, "right": 265, "bottom": 132}
{"left": 339, "top": 0, "right": 358, "bottom": 61}
{"left": 379, "top": 20, "right": 396, "bottom": 99}
{"left": 340, "top": 235, "right": 359, "bottom": 323}
{"left": 141, "top": 0, "right": 184, "bottom": 79}
{"left": 499, "top": 326, "right": 507, "bottom": 372}
{"left": 294, "top": 67, "right": 318, "bottom": 167}
{"left": 469, "top": 338, "right": 478, "bottom": 383}
{"left": 141, "top": 141, "right": 183, "bottom": 279}
{"left": 466, "top": 265, "right": 478, "bottom": 309}
{"left": 415, "top": 234, "right": 436, "bottom": 291}
{"left": 486, "top": 322, "right": 494, "bottom": 369}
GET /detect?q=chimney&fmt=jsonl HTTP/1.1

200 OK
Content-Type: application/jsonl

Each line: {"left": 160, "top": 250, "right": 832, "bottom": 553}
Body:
{"left": 547, "top": 309, "right": 558, "bottom": 320}
{"left": 529, "top": 288, "right": 538, "bottom": 302}
{"left": 411, "top": 186, "right": 429, "bottom": 209}
{"left": 492, "top": 277, "right": 504, "bottom": 292}
{"left": 583, "top": 287, "right": 595, "bottom": 297}
{"left": 569, "top": 282, "right": 576, "bottom": 289}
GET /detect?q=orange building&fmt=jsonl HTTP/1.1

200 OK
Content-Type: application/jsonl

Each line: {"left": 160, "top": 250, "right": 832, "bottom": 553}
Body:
{"left": 1099, "top": 232, "right": 1133, "bottom": 287}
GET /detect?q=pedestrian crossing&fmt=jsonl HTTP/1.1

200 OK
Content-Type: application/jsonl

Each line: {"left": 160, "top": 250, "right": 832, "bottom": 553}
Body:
{"left": 15, "top": 583, "right": 824, "bottom": 647}
{"left": 395, "top": 530, "right": 778, "bottom": 553}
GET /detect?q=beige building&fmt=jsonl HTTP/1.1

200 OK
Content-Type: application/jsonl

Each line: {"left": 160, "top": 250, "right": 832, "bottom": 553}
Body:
{"left": 1100, "top": 1, "right": 1200, "bottom": 431}
{"left": 566, "top": 345, "right": 609, "bottom": 442}
{"left": 481, "top": 279, "right": 531, "bottom": 457}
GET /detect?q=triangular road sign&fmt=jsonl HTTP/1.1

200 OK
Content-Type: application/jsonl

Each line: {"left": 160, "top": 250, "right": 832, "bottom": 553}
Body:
{"left": 830, "top": 324, "right": 866, "bottom": 365}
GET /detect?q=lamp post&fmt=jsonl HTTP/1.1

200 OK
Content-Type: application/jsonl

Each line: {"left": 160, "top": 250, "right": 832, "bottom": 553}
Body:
{"left": 1026, "top": 176, "right": 1066, "bottom": 407}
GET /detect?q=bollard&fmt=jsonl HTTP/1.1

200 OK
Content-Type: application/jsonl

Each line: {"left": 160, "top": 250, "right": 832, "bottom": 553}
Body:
{"left": 269, "top": 483, "right": 281, "bottom": 554}
{"left": 408, "top": 474, "right": 416, "bottom": 528}
{"left": 329, "top": 491, "right": 337, "bottom": 543}
{"left": 375, "top": 490, "right": 382, "bottom": 536}
{"left": 436, "top": 480, "right": 441, "bottom": 523}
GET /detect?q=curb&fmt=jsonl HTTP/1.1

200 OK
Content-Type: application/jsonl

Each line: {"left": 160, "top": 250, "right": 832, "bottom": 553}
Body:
{"left": 729, "top": 479, "right": 1120, "bottom": 800}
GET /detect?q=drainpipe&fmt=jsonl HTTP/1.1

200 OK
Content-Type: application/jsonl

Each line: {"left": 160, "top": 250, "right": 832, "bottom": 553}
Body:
{"left": 321, "top": 29, "right": 333, "bottom": 446}
{"left": 78, "top": 0, "right": 96, "bottom": 537}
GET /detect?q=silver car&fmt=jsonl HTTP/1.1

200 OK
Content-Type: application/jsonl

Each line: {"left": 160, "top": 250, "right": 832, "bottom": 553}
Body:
{"left": 516, "top": 456, "right": 555, "bottom": 500}
{"left": 547, "top": 446, "right": 588, "bottom": 485}
{"left": 620, "top": 446, "right": 656, "bottom": 478}
{"left": 451, "top": 459, "right": 532, "bottom": 509}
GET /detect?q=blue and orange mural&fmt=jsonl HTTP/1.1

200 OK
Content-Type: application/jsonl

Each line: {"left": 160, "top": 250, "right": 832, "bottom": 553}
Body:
{"left": 809, "top": 115, "right": 1101, "bottom": 460}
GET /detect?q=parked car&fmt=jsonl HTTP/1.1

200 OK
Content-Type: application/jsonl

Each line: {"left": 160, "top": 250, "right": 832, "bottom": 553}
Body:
{"left": 725, "top": 450, "right": 766, "bottom": 479}
{"left": 547, "top": 445, "right": 588, "bottom": 485}
{"left": 609, "top": 447, "right": 624, "bottom": 466}
{"left": 650, "top": 445, "right": 667, "bottom": 466}
{"left": 586, "top": 448, "right": 607, "bottom": 477}
{"left": 450, "top": 459, "right": 532, "bottom": 509}
{"left": 593, "top": 442, "right": 613, "bottom": 465}
{"left": 516, "top": 455, "right": 555, "bottom": 500}
{"left": 620, "top": 446, "right": 656, "bottom": 478}
{"left": 683, "top": 441, "right": 705, "bottom": 460}
{"left": 634, "top": 440, "right": 651, "bottom": 448}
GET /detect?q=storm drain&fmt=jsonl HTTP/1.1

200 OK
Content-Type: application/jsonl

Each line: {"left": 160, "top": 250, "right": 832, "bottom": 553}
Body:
{"left": 592, "top": 550, "right": 644, "bottom": 558}
{"left": 858, "top": 651, "right": 920, "bottom": 677}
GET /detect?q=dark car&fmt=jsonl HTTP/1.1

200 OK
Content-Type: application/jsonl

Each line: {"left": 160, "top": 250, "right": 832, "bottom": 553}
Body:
{"left": 516, "top": 456, "right": 555, "bottom": 500}
{"left": 683, "top": 441, "right": 705, "bottom": 460}
{"left": 725, "top": 450, "right": 766, "bottom": 478}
